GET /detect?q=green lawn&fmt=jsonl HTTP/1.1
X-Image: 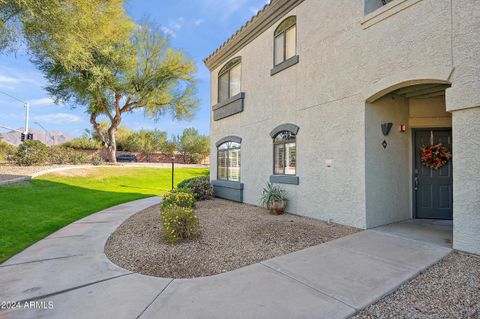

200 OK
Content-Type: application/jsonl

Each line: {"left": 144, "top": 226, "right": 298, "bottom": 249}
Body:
{"left": 0, "top": 167, "right": 209, "bottom": 263}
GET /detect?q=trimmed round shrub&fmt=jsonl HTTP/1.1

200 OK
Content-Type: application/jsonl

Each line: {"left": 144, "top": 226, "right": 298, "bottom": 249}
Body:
{"left": 161, "top": 206, "right": 200, "bottom": 243}
{"left": 176, "top": 176, "right": 213, "bottom": 201}
{"left": 172, "top": 187, "right": 194, "bottom": 196}
{"left": 14, "top": 140, "right": 48, "bottom": 166}
{"left": 160, "top": 191, "right": 196, "bottom": 212}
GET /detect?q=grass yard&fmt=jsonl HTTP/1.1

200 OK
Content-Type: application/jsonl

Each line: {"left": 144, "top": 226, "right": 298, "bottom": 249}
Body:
{"left": 0, "top": 167, "right": 209, "bottom": 263}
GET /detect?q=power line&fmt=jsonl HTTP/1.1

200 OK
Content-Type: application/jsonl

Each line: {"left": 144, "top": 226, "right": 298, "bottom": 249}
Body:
{"left": 0, "top": 90, "right": 30, "bottom": 134}
{"left": 0, "top": 90, "right": 27, "bottom": 104}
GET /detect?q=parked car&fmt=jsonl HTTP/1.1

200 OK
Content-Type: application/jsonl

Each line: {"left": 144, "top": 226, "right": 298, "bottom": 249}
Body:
{"left": 116, "top": 154, "right": 138, "bottom": 162}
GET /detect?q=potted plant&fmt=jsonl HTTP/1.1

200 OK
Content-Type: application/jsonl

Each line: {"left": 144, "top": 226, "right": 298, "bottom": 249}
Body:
{"left": 260, "top": 182, "right": 287, "bottom": 215}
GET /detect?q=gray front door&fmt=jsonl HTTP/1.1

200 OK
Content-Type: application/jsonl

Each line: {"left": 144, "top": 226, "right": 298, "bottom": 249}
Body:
{"left": 414, "top": 129, "right": 453, "bottom": 219}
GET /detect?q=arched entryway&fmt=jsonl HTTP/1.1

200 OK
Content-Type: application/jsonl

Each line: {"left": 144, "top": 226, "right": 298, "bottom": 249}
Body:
{"left": 364, "top": 78, "right": 453, "bottom": 247}
{"left": 388, "top": 82, "right": 452, "bottom": 220}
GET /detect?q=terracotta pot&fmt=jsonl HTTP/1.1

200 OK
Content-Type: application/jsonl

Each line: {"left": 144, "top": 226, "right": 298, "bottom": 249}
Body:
{"left": 270, "top": 199, "right": 287, "bottom": 215}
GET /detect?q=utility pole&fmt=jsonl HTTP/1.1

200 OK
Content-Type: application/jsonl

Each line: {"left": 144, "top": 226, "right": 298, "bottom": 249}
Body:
{"left": 24, "top": 102, "right": 30, "bottom": 135}
{"left": 0, "top": 90, "right": 30, "bottom": 136}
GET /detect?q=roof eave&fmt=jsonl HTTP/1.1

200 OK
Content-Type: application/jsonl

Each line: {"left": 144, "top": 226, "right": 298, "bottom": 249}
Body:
{"left": 203, "top": 0, "right": 305, "bottom": 71}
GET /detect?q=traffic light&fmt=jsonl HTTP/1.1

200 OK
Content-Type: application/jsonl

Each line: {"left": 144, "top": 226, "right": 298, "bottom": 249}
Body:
{"left": 20, "top": 133, "right": 33, "bottom": 142}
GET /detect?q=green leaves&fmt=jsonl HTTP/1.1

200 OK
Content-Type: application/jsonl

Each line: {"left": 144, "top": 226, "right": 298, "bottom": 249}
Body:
{"left": 1, "top": 2, "right": 199, "bottom": 163}
{"left": 175, "top": 128, "right": 210, "bottom": 164}
{"left": 1, "top": 0, "right": 135, "bottom": 72}
{"left": 260, "top": 182, "right": 287, "bottom": 209}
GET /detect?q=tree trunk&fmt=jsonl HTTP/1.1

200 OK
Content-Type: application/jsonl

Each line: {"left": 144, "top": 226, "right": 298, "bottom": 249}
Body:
{"left": 90, "top": 113, "right": 119, "bottom": 164}
{"left": 107, "top": 127, "right": 117, "bottom": 163}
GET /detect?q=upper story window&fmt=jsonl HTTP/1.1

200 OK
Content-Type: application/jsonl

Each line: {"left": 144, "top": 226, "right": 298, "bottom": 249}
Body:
{"left": 218, "top": 57, "right": 241, "bottom": 103}
{"left": 274, "top": 16, "right": 296, "bottom": 66}
{"left": 364, "top": 0, "right": 394, "bottom": 15}
{"left": 273, "top": 131, "right": 296, "bottom": 175}
{"left": 217, "top": 140, "right": 241, "bottom": 182}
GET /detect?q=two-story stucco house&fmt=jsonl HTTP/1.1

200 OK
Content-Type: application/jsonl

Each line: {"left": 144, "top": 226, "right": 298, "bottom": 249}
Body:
{"left": 204, "top": 0, "right": 480, "bottom": 255}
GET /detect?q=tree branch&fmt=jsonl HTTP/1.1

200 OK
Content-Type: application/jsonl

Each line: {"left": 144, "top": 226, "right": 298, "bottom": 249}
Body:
{"left": 89, "top": 112, "right": 107, "bottom": 147}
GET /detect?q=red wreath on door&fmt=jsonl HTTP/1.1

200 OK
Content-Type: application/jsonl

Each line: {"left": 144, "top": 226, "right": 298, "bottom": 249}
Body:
{"left": 420, "top": 144, "right": 452, "bottom": 170}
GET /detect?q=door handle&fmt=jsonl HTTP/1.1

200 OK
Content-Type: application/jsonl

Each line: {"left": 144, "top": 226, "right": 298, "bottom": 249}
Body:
{"left": 414, "top": 176, "right": 419, "bottom": 191}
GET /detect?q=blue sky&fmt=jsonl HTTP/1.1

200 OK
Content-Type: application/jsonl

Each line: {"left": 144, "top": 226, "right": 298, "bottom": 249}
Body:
{"left": 0, "top": 0, "right": 269, "bottom": 137}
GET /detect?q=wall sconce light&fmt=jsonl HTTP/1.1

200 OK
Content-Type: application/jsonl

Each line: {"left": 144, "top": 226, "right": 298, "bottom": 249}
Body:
{"left": 399, "top": 124, "right": 407, "bottom": 133}
{"left": 381, "top": 123, "right": 393, "bottom": 136}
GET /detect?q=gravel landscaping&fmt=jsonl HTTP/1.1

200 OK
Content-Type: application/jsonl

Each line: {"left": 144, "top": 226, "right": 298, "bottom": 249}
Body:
{"left": 105, "top": 198, "right": 358, "bottom": 278}
{"left": 352, "top": 252, "right": 480, "bottom": 319}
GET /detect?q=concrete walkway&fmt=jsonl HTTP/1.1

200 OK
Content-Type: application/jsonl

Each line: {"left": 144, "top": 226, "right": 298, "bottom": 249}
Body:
{"left": 0, "top": 198, "right": 452, "bottom": 319}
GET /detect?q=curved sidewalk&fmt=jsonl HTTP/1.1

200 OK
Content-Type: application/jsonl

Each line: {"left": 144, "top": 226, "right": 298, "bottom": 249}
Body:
{"left": 0, "top": 198, "right": 451, "bottom": 319}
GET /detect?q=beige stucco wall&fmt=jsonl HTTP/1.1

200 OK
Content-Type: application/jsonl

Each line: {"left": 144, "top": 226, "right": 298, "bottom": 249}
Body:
{"left": 365, "top": 95, "right": 411, "bottom": 228}
{"left": 445, "top": 0, "right": 480, "bottom": 112}
{"left": 209, "top": 0, "right": 480, "bottom": 241}
{"left": 409, "top": 96, "right": 452, "bottom": 128}
{"left": 452, "top": 107, "right": 480, "bottom": 255}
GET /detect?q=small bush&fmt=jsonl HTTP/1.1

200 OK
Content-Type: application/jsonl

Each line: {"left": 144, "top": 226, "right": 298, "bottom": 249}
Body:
{"left": 48, "top": 146, "right": 69, "bottom": 164}
{"left": 189, "top": 153, "right": 202, "bottom": 164}
{"left": 161, "top": 206, "right": 200, "bottom": 243}
{"left": 91, "top": 155, "right": 104, "bottom": 166}
{"left": 64, "top": 135, "right": 101, "bottom": 150}
{"left": 69, "top": 150, "right": 90, "bottom": 164}
{"left": 0, "top": 141, "right": 15, "bottom": 161}
{"left": 14, "top": 140, "right": 48, "bottom": 166}
{"left": 48, "top": 146, "right": 90, "bottom": 165}
{"left": 172, "top": 187, "right": 194, "bottom": 196}
{"left": 160, "top": 191, "right": 196, "bottom": 212}
{"left": 177, "top": 176, "right": 213, "bottom": 201}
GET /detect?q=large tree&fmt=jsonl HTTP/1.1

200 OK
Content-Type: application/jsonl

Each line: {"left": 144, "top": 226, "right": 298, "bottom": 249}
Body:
{"left": 0, "top": 0, "right": 133, "bottom": 72}
{"left": 33, "top": 23, "right": 198, "bottom": 162}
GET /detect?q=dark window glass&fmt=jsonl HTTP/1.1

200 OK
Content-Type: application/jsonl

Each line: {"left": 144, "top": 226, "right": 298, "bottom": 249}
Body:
{"left": 218, "top": 73, "right": 230, "bottom": 103}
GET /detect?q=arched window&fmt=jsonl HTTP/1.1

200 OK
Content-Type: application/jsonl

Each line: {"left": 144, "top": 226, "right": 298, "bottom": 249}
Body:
{"left": 218, "top": 57, "right": 241, "bottom": 103}
{"left": 217, "top": 137, "right": 241, "bottom": 182}
{"left": 270, "top": 124, "right": 299, "bottom": 175}
{"left": 274, "top": 16, "right": 296, "bottom": 66}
